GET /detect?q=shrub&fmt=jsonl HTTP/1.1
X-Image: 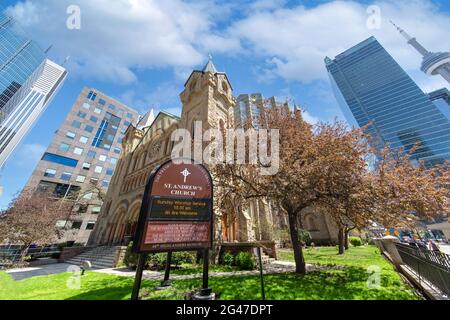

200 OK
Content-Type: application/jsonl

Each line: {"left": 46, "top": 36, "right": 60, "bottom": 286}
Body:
{"left": 146, "top": 252, "right": 196, "bottom": 271}
{"left": 171, "top": 252, "right": 195, "bottom": 267}
{"left": 221, "top": 252, "right": 235, "bottom": 266}
{"left": 349, "top": 237, "right": 362, "bottom": 247}
{"left": 124, "top": 242, "right": 139, "bottom": 269}
{"left": 235, "top": 252, "right": 256, "bottom": 270}
{"left": 146, "top": 253, "right": 168, "bottom": 270}
{"left": 298, "top": 229, "right": 312, "bottom": 246}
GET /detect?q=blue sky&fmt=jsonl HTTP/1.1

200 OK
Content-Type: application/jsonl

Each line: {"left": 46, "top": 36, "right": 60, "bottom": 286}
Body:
{"left": 1, "top": 0, "right": 449, "bottom": 209}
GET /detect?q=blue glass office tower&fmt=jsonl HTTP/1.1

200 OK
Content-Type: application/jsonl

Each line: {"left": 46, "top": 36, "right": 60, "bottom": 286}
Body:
{"left": 325, "top": 37, "right": 450, "bottom": 167}
{"left": 0, "top": 11, "right": 67, "bottom": 170}
{"left": 0, "top": 11, "right": 45, "bottom": 125}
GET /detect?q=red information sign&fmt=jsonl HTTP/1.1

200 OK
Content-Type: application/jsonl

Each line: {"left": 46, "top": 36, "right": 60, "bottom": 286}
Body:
{"left": 133, "top": 159, "right": 213, "bottom": 253}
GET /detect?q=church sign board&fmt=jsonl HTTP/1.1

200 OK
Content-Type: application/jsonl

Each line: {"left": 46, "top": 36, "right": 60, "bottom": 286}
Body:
{"left": 133, "top": 159, "right": 214, "bottom": 254}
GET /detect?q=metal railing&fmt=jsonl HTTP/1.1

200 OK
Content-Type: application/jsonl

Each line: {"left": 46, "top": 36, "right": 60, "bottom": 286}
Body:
{"left": 0, "top": 245, "right": 61, "bottom": 267}
{"left": 395, "top": 243, "right": 450, "bottom": 296}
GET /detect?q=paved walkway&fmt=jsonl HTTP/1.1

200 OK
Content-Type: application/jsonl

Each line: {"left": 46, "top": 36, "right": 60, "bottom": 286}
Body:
{"left": 5, "top": 263, "right": 75, "bottom": 281}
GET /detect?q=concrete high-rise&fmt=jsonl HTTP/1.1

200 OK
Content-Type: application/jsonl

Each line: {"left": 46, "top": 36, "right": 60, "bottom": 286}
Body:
{"left": 235, "top": 94, "right": 280, "bottom": 127}
{"left": 0, "top": 12, "right": 67, "bottom": 169}
{"left": 25, "top": 88, "right": 140, "bottom": 244}
{"left": 325, "top": 37, "right": 450, "bottom": 167}
{"left": 391, "top": 21, "right": 450, "bottom": 85}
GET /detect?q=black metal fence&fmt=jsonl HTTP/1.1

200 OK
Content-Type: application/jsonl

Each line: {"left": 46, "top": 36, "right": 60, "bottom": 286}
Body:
{"left": 395, "top": 243, "right": 450, "bottom": 296}
{"left": 0, "top": 245, "right": 61, "bottom": 268}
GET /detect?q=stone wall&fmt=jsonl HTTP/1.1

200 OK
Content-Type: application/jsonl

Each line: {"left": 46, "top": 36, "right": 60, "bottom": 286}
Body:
{"left": 58, "top": 246, "right": 93, "bottom": 263}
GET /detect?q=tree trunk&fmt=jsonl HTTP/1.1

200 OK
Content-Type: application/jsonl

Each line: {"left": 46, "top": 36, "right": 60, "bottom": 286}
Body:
{"left": 338, "top": 228, "right": 345, "bottom": 255}
{"left": 344, "top": 229, "right": 350, "bottom": 251}
{"left": 288, "top": 211, "right": 306, "bottom": 275}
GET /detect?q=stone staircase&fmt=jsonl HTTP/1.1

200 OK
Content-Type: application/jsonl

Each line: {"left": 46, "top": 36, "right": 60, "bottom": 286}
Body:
{"left": 65, "top": 246, "right": 118, "bottom": 269}
{"left": 260, "top": 252, "right": 276, "bottom": 265}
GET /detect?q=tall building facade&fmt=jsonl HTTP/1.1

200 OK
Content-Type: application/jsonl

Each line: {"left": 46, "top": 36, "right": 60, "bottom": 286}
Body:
{"left": 391, "top": 22, "right": 450, "bottom": 85}
{"left": 25, "top": 88, "right": 140, "bottom": 244}
{"left": 325, "top": 37, "right": 450, "bottom": 167}
{"left": 0, "top": 12, "right": 67, "bottom": 169}
{"left": 235, "top": 94, "right": 279, "bottom": 127}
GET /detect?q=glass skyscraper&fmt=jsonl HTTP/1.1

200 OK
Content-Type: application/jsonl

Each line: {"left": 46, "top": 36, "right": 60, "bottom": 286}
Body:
{"left": 325, "top": 37, "right": 450, "bottom": 167}
{"left": 0, "top": 11, "right": 67, "bottom": 169}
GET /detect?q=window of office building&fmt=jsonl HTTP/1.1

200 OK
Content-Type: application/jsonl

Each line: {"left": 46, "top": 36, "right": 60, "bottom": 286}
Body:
{"left": 87, "top": 150, "right": 96, "bottom": 159}
{"left": 61, "top": 172, "right": 72, "bottom": 181}
{"left": 127, "top": 113, "right": 133, "bottom": 119}
{"left": 77, "top": 111, "right": 87, "bottom": 119}
{"left": 82, "top": 162, "right": 91, "bottom": 170}
{"left": 87, "top": 91, "right": 97, "bottom": 102}
{"left": 44, "top": 169, "right": 57, "bottom": 178}
{"left": 83, "top": 193, "right": 93, "bottom": 200}
{"left": 106, "top": 168, "right": 114, "bottom": 176}
{"left": 95, "top": 166, "right": 103, "bottom": 174}
{"left": 66, "top": 131, "right": 76, "bottom": 140}
{"left": 91, "top": 206, "right": 102, "bottom": 214}
{"left": 71, "top": 221, "right": 82, "bottom": 230}
{"left": 124, "top": 121, "right": 131, "bottom": 127}
{"left": 85, "top": 125, "right": 94, "bottom": 133}
{"left": 72, "top": 120, "right": 81, "bottom": 129}
{"left": 86, "top": 222, "right": 96, "bottom": 230}
{"left": 102, "top": 180, "right": 110, "bottom": 188}
{"left": 117, "top": 109, "right": 124, "bottom": 117}
{"left": 99, "top": 155, "right": 107, "bottom": 162}
{"left": 90, "top": 116, "right": 98, "bottom": 123}
{"left": 94, "top": 108, "right": 102, "bottom": 114}
{"left": 82, "top": 103, "right": 91, "bottom": 110}
{"left": 90, "top": 178, "right": 99, "bottom": 185}
{"left": 92, "top": 113, "right": 121, "bottom": 151}
{"left": 42, "top": 153, "right": 78, "bottom": 168}
{"left": 114, "top": 148, "right": 121, "bottom": 155}
{"left": 108, "top": 104, "right": 116, "bottom": 111}
{"left": 59, "top": 143, "right": 70, "bottom": 152}
{"left": 73, "top": 147, "right": 84, "bottom": 156}
{"left": 78, "top": 204, "right": 88, "bottom": 213}
{"left": 98, "top": 99, "right": 106, "bottom": 106}
{"left": 76, "top": 175, "right": 86, "bottom": 183}
{"left": 79, "top": 136, "right": 89, "bottom": 144}
{"left": 110, "top": 157, "right": 118, "bottom": 165}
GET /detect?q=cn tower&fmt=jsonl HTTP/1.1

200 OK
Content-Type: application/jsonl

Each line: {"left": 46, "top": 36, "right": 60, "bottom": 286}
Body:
{"left": 391, "top": 21, "right": 450, "bottom": 85}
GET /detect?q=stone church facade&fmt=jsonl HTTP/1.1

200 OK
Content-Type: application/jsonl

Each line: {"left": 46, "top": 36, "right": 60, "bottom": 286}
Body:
{"left": 88, "top": 59, "right": 338, "bottom": 247}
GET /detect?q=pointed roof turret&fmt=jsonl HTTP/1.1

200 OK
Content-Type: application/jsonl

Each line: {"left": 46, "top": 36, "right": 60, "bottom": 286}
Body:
{"left": 137, "top": 108, "right": 155, "bottom": 130}
{"left": 203, "top": 54, "right": 218, "bottom": 74}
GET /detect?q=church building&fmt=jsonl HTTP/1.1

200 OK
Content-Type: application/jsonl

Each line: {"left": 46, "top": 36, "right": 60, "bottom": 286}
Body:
{"left": 88, "top": 58, "right": 338, "bottom": 247}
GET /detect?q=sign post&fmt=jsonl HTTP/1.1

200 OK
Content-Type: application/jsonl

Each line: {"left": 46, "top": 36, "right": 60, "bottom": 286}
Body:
{"left": 131, "top": 159, "right": 214, "bottom": 300}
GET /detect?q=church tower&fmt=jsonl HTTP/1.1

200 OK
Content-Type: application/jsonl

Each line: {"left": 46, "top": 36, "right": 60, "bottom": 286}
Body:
{"left": 180, "top": 56, "right": 236, "bottom": 134}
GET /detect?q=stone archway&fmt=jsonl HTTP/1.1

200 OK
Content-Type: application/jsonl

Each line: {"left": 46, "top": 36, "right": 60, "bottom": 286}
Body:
{"left": 107, "top": 200, "right": 129, "bottom": 244}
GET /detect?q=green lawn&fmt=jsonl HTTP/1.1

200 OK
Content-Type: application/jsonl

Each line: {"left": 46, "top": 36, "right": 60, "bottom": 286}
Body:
{"left": 0, "top": 246, "right": 419, "bottom": 300}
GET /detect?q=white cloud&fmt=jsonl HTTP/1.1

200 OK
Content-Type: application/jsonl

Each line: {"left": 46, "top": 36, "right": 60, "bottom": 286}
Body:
{"left": 6, "top": 0, "right": 222, "bottom": 84}
{"left": 223, "top": 0, "right": 450, "bottom": 89}
{"left": 6, "top": 0, "right": 449, "bottom": 92}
